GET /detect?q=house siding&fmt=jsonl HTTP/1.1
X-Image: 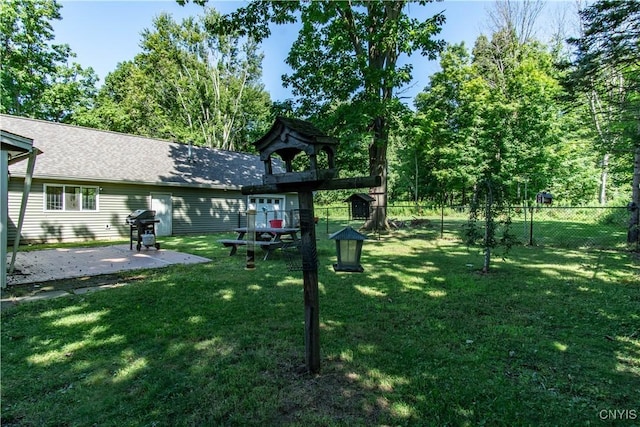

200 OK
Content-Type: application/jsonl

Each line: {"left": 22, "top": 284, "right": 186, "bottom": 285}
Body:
{"left": 171, "top": 188, "right": 246, "bottom": 234}
{"left": 8, "top": 178, "right": 152, "bottom": 243}
{"left": 172, "top": 189, "right": 300, "bottom": 234}
{"left": 7, "top": 177, "right": 300, "bottom": 243}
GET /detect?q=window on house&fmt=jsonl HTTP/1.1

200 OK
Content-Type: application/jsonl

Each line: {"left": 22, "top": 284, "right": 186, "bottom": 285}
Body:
{"left": 46, "top": 185, "right": 63, "bottom": 210}
{"left": 83, "top": 188, "right": 97, "bottom": 210}
{"left": 65, "top": 186, "right": 81, "bottom": 211}
{"left": 45, "top": 184, "right": 98, "bottom": 211}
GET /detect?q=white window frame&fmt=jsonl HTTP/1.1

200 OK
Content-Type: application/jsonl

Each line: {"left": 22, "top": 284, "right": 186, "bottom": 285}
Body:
{"left": 43, "top": 184, "right": 99, "bottom": 212}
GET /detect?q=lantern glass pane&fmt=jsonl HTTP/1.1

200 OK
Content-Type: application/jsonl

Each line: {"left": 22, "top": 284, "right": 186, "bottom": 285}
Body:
{"left": 340, "top": 240, "right": 357, "bottom": 264}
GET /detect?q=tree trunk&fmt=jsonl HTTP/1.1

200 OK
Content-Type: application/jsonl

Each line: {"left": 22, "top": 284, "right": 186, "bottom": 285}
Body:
{"left": 599, "top": 153, "right": 609, "bottom": 205}
{"left": 482, "top": 182, "right": 493, "bottom": 273}
{"left": 628, "top": 145, "right": 640, "bottom": 244}
{"left": 363, "top": 116, "right": 388, "bottom": 231}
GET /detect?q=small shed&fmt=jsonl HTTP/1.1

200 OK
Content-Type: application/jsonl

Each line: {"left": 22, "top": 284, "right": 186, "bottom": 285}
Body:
{"left": 536, "top": 191, "right": 553, "bottom": 205}
{"left": 345, "top": 193, "right": 375, "bottom": 220}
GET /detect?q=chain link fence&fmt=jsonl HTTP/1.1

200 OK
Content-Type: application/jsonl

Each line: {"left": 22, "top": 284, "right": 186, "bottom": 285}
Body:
{"left": 312, "top": 205, "right": 633, "bottom": 251}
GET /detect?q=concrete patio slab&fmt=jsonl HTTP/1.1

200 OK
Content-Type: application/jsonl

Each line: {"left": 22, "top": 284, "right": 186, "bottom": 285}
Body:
{"left": 6, "top": 244, "right": 211, "bottom": 286}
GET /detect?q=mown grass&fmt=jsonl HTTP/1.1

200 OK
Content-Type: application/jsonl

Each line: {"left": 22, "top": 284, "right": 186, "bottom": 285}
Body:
{"left": 2, "top": 227, "right": 639, "bottom": 426}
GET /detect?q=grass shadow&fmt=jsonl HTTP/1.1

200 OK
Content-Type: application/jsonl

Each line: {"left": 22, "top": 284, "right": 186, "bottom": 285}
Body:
{"left": 1, "top": 232, "right": 638, "bottom": 425}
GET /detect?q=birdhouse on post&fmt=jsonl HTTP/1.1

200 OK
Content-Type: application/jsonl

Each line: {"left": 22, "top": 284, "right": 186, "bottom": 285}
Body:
{"left": 345, "top": 193, "right": 375, "bottom": 220}
{"left": 242, "top": 116, "right": 380, "bottom": 375}
{"left": 254, "top": 116, "right": 339, "bottom": 186}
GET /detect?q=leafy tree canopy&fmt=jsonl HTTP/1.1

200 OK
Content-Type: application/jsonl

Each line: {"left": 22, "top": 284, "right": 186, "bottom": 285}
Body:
{"left": 567, "top": 0, "right": 640, "bottom": 240}
{"left": 0, "top": 0, "right": 98, "bottom": 121}
{"left": 196, "top": 0, "right": 446, "bottom": 228}
{"left": 76, "top": 8, "right": 272, "bottom": 151}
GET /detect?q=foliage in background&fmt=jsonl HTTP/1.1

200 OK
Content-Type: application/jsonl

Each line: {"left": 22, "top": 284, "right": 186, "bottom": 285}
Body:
{"left": 388, "top": 0, "right": 637, "bottom": 209}
{"left": 2, "top": 0, "right": 637, "bottom": 214}
{"left": 74, "top": 9, "right": 272, "bottom": 151}
{"left": 0, "top": 0, "right": 98, "bottom": 122}
{"left": 408, "top": 31, "right": 566, "bottom": 208}
{"left": 566, "top": 0, "right": 640, "bottom": 242}
{"left": 405, "top": 3, "right": 572, "bottom": 271}
{"left": 406, "top": 43, "right": 481, "bottom": 205}
{"left": 206, "top": 0, "right": 446, "bottom": 230}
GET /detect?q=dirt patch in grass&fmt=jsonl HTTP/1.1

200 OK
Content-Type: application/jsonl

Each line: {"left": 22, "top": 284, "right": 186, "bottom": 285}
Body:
{"left": 273, "top": 357, "right": 383, "bottom": 425}
{"left": 1, "top": 273, "right": 148, "bottom": 300}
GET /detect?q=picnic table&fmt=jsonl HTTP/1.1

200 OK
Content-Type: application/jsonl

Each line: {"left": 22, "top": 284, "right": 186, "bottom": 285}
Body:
{"left": 218, "top": 227, "right": 300, "bottom": 260}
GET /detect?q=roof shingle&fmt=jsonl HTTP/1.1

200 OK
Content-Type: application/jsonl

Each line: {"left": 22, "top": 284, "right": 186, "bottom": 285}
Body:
{"left": 1, "top": 114, "right": 269, "bottom": 189}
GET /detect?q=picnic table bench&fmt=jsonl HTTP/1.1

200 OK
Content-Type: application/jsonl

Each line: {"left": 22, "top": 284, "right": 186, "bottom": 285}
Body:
{"left": 218, "top": 227, "right": 300, "bottom": 260}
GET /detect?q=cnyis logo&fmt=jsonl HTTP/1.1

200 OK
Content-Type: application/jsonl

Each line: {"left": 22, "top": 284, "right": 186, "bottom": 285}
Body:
{"left": 598, "top": 409, "right": 638, "bottom": 420}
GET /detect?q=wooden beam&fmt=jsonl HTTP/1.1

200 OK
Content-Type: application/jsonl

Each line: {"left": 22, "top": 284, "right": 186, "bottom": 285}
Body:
{"left": 241, "top": 175, "right": 381, "bottom": 195}
{"left": 8, "top": 148, "right": 38, "bottom": 277}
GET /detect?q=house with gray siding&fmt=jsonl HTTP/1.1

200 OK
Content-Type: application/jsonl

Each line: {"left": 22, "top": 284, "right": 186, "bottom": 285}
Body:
{"left": 1, "top": 114, "right": 298, "bottom": 244}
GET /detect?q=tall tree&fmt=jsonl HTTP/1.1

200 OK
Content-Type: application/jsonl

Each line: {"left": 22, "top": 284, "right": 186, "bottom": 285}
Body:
{"left": 0, "top": 0, "right": 97, "bottom": 121}
{"left": 74, "top": 59, "right": 162, "bottom": 135}
{"left": 79, "top": 9, "right": 271, "bottom": 151}
{"left": 472, "top": 31, "right": 564, "bottom": 271}
{"left": 411, "top": 43, "right": 481, "bottom": 205}
{"left": 200, "top": 0, "right": 445, "bottom": 229}
{"left": 412, "top": 28, "right": 564, "bottom": 271}
{"left": 568, "top": 0, "right": 640, "bottom": 242}
{"left": 487, "top": 0, "right": 545, "bottom": 44}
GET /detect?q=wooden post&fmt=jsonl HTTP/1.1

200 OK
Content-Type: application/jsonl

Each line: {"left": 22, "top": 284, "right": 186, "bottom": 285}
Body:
{"left": 298, "top": 191, "right": 320, "bottom": 374}
{"left": 529, "top": 206, "right": 534, "bottom": 246}
{"left": 242, "top": 176, "right": 380, "bottom": 374}
{"left": 9, "top": 149, "right": 37, "bottom": 275}
{"left": 242, "top": 118, "right": 384, "bottom": 375}
{"left": 246, "top": 209, "right": 256, "bottom": 270}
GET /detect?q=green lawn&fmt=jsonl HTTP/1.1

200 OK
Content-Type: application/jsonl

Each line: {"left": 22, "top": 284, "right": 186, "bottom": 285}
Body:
{"left": 2, "top": 228, "right": 639, "bottom": 426}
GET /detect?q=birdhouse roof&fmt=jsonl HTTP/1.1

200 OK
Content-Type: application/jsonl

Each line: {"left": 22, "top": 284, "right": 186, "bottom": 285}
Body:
{"left": 344, "top": 193, "right": 375, "bottom": 203}
{"left": 253, "top": 116, "right": 338, "bottom": 160}
{"left": 329, "top": 226, "right": 367, "bottom": 241}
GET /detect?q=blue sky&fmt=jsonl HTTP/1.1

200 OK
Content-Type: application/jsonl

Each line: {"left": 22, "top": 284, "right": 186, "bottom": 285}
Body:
{"left": 53, "top": 1, "right": 574, "bottom": 104}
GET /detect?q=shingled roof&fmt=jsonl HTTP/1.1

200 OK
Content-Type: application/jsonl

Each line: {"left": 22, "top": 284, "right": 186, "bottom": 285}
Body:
{"left": 1, "top": 114, "right": 270, "bottom": 189}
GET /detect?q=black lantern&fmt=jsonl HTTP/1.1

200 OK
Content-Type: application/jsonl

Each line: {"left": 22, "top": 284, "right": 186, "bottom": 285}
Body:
{"left": 329, "top": 226, "right": 367, "bottom": 272}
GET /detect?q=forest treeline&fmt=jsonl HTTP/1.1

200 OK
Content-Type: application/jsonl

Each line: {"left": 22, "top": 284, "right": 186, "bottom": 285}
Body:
{"left": 1, "top": 0, "right": 638, "bottom": 211}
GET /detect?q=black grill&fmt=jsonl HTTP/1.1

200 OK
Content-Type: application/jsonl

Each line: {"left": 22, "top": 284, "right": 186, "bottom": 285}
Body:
{"left": 126, "top": 209, "right": 160, "bottom": 251}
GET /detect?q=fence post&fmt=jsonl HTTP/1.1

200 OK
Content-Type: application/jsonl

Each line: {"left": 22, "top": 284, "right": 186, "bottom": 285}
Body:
{"left": 529, "top": 206, "right": 534, "bottom": 246}
{"left": 523, "top": 204, "right": 527, "bottom": 242}
{"left": 325, "top": 207, "right": 329, "bottom": 235}
{"left": 440, "top": 204, "right": 444, "bottom": 239}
